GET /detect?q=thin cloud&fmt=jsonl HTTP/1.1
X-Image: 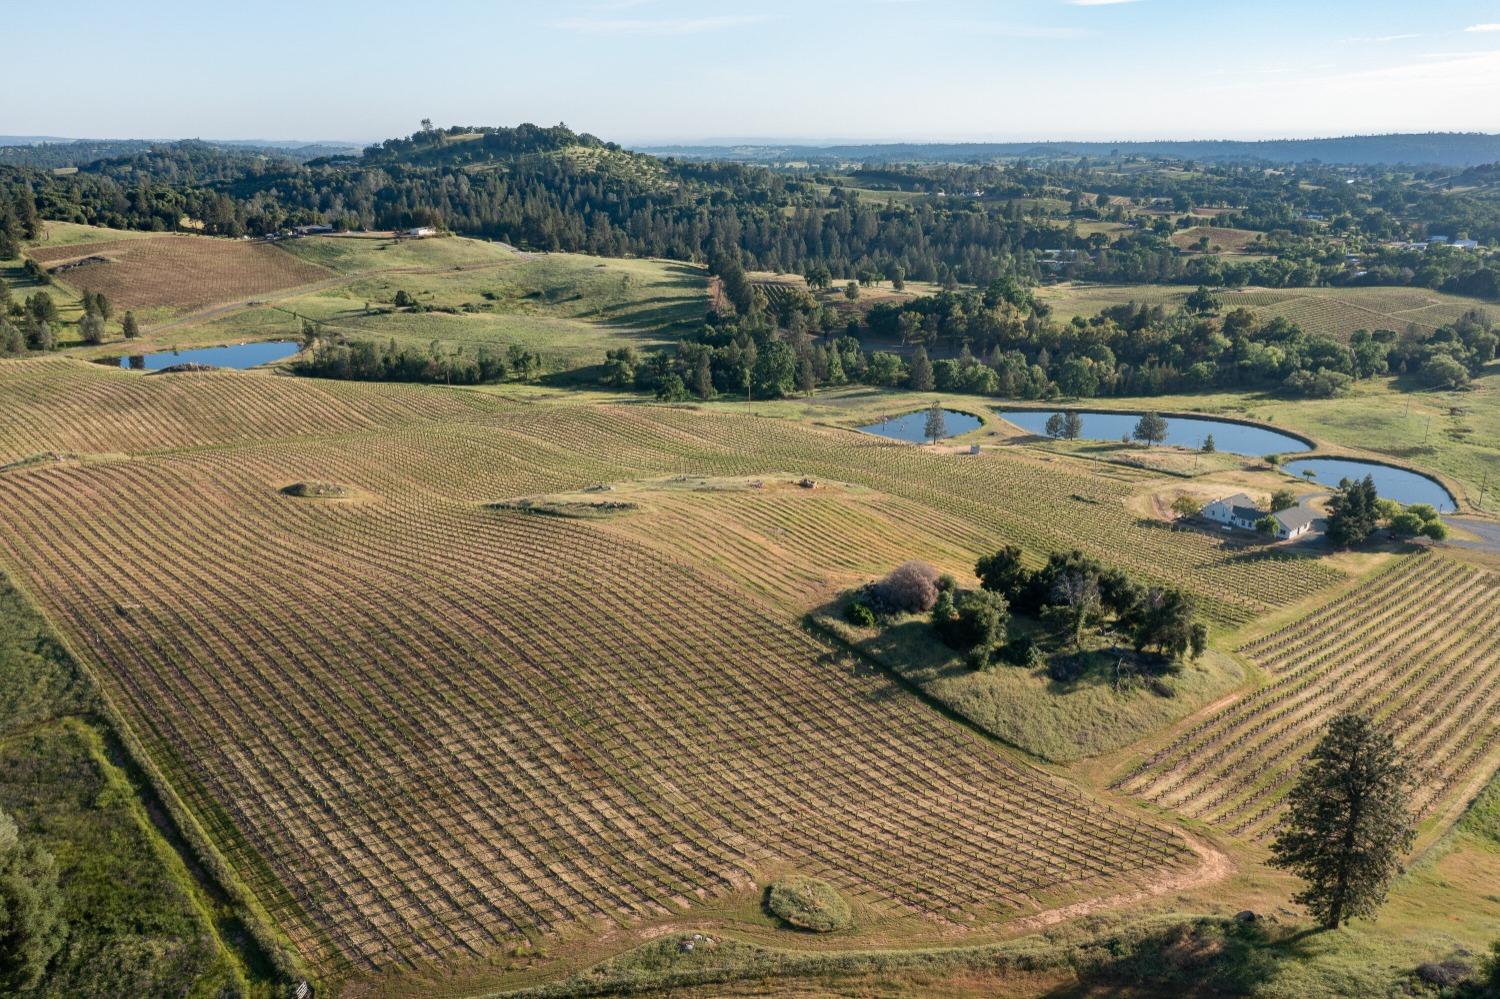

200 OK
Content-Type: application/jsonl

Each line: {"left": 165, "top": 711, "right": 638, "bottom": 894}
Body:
{"left": 1464, "top": 23, "right": 1500, "bottom": 32}
{"left": 1068, "top": 0, "right": 1143, "bottom": 6}
{"left": 551, "top": 14, "right": 765, "bottom": 34}
{"left": 1340, "top": 33, "right": 1421, "bottom": 44}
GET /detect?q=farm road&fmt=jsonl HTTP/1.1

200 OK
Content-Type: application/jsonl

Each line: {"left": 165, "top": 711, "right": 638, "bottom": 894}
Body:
{"left": 1448, "top": 517, "right": 1500, "bottom": 555}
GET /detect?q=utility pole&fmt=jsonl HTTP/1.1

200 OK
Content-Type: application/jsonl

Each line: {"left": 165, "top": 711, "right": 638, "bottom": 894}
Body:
{"left": 1480, "top": 469, "right": 1489, "bottom": 511}
{"left": 1424, "top": 415, "right": 1431, "bottom": 444}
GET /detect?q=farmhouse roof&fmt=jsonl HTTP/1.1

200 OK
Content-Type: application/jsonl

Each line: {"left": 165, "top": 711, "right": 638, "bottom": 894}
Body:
{"left": 1274, "top": 506, "right": 1316, "bottom": 531}
{"left": 1209, "top": 492, "right": 1263, "bottom": 522}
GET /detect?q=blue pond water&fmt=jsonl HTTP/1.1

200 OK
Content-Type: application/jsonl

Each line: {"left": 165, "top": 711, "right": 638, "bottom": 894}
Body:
{"left": 997, "top": 409, "right": 1310, "bottom": 457}
{"left": 114, "top": 341, "right": 300, "bottom": 371}
{"left": 1282, "top": 457, "right": 1456, "bottom": 512}
{"left": 859, "top": 409, "right": 984, "bottom": 442}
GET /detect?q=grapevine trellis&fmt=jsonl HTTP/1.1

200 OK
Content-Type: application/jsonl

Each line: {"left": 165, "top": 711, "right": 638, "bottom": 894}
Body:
{"left": 1114, "top": 552, "right": 1500, "bottom": 841}
{"left": 0, "top": 423, "right": 1197, "bottom": 976}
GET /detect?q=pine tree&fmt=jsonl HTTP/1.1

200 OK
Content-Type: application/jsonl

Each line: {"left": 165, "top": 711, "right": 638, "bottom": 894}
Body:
{"left": 908, "top": 347, "right": 934, "bottom": 391}
{"left": 121, "top": 311, "right": 140, "bottom": 339}
{"left": 1326, "top": 475, "right": 1379, "bottom": 548}
{"left": 1270, "top": 713, "right": 1415, "bottom": 930}
{"left": 923, "top": 402, "right": 947, "bottom": 444}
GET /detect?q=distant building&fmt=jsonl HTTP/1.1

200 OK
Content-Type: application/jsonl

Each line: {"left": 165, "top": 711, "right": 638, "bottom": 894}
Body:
{"left": 1429, "top": 235, "right": 1449, "bottom": 244}
{"left": 404, "top": 226, "right": 437, "bottom": 238}
{"left": 291, "top": 224, "right": 333, "bottom": 237}
{"left": 1452, "top": 239, "right": 1479, "bottom": 251}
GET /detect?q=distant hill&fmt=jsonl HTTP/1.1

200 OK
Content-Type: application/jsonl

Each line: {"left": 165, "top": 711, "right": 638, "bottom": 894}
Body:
{"left": 640, "top": 133, "right": 1500, "bottom": 168}
{"left": 0, "top": 137, "right": 360, "bottom": 170}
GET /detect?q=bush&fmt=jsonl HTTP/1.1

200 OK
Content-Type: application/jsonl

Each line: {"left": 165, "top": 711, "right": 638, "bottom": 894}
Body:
{"left": 765, "top": 876, "right": 852, "bottom": 932}
{"left": 844, "top": 600, "right": 876, "bottom": 628}
{"left": 936, "top": 589, "right": 1009, "bottom": 653}
{"left": 1005, "top": 635, "right": 1047, "bottom": 670}
{"left": 872, "top": 561, "right": 941, "bottom": 614}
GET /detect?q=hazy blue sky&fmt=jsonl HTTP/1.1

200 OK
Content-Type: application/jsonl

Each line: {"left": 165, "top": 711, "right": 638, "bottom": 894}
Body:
{"left": 8, "top": 0, "right": 1500, "bottom": 144}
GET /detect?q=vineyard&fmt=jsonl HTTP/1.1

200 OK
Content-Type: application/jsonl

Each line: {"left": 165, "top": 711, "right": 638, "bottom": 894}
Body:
{"left": 27, "top": 234, "right": 332, "bottom": 315}
{"left": 1115, "top": 552, "right": 1500, "bottom": 840}
{"left": 0, "top": 415, "right": 1199, "bottom": 982}
{"left": 0, "top": 357, "right": 505, "bottom": 463}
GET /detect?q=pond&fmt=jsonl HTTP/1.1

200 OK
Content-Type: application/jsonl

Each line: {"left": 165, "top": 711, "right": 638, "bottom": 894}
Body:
{"left": 996, "top": 408, "right": 1311, "bottom": 457}
{"left": 1281, "top": 457, "right": 1456, "bottom": 512}
{"left": 858, "top": 409, "right": 984, "bottom": 443}
{"left": 108, "top": 341, "right": 301, "bottom": 371}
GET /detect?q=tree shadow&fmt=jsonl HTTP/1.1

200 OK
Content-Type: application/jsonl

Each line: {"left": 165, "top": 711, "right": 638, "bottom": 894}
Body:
{"left": 1042, "top": 918, "right": 1319, "bottom": 998}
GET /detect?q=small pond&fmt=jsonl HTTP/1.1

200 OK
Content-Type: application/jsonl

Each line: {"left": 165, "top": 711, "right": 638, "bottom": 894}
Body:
{"left": 859, "top": 409, "right": 984, "bottom": 442}
{"left": 1281, "top": 457, "right": 1456, "bottom": 512}
{"left": 996, "top": 409, "right": 1310, "bottom": 457}
{"left": 109, "top": 340, "right": 301, "bottom": 371}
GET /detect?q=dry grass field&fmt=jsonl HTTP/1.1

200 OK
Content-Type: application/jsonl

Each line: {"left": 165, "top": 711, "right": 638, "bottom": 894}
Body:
{"left": 1221, "top": 285, "right": 1494, "bottom": 340}
{"left": 28, "top": 234, "right": 332, "bottom": 317}
{"left": 1115, "top": 551, "right": 1500, "bottom": 840}
{"left": 1038, "top": 281, "right": 1492, "bottom": 339}
{"left": 1169, "top": 227, "right": 1265, "bottom": 254}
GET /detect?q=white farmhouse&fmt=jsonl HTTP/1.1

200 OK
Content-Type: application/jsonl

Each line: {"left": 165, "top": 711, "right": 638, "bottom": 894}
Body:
{"left": 1200, "top": 493, "right": 1316, "bottom": 540}
{"left": 1200, "top": 493, "right": 1263, "bottom": 531}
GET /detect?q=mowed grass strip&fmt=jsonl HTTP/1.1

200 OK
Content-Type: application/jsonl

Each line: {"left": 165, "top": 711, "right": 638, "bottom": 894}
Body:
{"left": 1114, "top": 552, "right": 1500, "bottom": 840}
{"left": 0, "top": 446, "right": 1195, "bottom": 980}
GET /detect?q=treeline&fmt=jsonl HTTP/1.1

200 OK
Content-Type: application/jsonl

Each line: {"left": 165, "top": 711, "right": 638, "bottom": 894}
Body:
{"left": 614, "top": 266, "right": 1497, "bottom": 403}
{"left": 290, "top": 329, "right": 540, "bottom": 385}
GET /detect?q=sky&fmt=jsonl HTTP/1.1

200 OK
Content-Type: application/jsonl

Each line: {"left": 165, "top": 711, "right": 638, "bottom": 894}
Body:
{"left": 7, "top": 0, "right": 1500, "bottom": 145}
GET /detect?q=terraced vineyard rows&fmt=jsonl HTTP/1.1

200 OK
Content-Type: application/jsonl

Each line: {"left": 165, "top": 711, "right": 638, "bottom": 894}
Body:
{"left": 1115, "top": 552, "right": 1500, "bottom": 840}
{"left": 0, "top": 441, "right": 1195, "bottom": 978}
{"left": 0, "top": 358, "right": 506, "bottom": 463}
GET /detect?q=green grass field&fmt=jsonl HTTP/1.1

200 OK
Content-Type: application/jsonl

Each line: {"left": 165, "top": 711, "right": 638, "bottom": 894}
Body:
{"left": 0, "top": 570, "right": 257, "bottom": 997}
{"left": 63, "top": 235, "right": 710, "bottom": 374}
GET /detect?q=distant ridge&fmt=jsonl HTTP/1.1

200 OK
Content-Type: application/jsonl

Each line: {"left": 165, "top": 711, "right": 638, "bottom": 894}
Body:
{"left": 638, "top": 132, "right": 1500, "bottom": 168}
{"left": 0, "top": 137, "right": 361, "bottom": 170}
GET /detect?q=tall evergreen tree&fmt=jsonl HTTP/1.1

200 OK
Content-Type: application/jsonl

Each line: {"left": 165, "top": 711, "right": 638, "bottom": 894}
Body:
{"left": 923, "top": 401, "right": 947, "bottom": 444}
{"left": 1326, "top": 475, "right": 1380, "bottom": 548}
{"left": 1269, "top": 712, "right": 1415, "bottom": 930}
{"left": 908, "top": 347, "right": 934, "bottom": 391}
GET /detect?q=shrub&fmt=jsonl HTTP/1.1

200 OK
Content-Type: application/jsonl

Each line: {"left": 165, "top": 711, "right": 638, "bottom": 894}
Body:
{"left": 936, "top": 589, "right": 1009, "bottom": 652}
{"left": 872, "top": 561, "right": 941, "bottom": 614}
{"left": 844, "top": 600, "right": 876, "bottom": 628}
{"left": 1005, "top": 635, "right": 1047, "bottom": 670}
{"left": 765, "top": 876, "right": 852, "bottom": 932}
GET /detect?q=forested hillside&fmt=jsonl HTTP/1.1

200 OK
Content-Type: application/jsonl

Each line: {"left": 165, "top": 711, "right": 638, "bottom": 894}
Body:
{"left": 0, "top": 124, "right": 1496, "bottom": 294}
